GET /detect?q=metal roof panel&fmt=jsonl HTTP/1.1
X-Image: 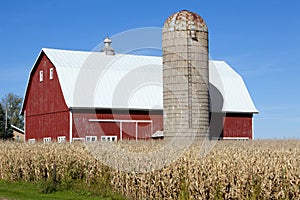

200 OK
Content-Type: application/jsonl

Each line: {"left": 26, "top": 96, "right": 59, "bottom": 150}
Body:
{"left": 22, "top": 48, "right": 258, "bottom": 113}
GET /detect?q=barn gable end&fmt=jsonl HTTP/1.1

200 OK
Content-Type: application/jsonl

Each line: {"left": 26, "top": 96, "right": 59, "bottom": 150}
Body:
{"left": 21, "top": 52, "right": 70, "bottom": 142}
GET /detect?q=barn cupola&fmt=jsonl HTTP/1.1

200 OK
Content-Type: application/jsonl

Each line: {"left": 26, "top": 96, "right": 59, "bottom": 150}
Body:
{"left": 101, "top": 37, "right": 115, "bottom": 55}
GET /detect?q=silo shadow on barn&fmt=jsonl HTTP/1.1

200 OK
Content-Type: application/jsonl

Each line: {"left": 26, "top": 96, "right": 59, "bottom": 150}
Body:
{"left": 209, "top": 83, "right": 225, "bottom": 140}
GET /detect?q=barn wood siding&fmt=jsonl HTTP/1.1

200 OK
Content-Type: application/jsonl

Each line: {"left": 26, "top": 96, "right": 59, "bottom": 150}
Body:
{"left": 72, "top": 109, "right": 163, "bottom": 141}
{"left": 26, "top": 111, "right": 69, "bottom": 141}
{"left": 223, "top": 113, "right": 253, "bottom": 139}
{"left": 23, "top": 53, "right": 69, "bottom": 141}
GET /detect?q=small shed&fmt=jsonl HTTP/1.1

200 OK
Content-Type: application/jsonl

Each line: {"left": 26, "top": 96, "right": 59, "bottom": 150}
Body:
{"left": 11, "top": 125, "right": 25, "bottom": 142}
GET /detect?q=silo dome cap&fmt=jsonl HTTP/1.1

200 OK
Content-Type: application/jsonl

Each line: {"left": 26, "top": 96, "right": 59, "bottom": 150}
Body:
{"left": 163, "top": 10, "right": 208, "bottom": 32}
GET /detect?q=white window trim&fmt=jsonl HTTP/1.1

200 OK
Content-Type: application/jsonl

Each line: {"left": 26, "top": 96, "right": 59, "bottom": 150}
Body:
{"left": 49, "top": 68, "right": 54, "bottom": 80}
{"left": 101, "top": 136, "right": 117, "bottom": 142}
{"left": 73, "top": 138, "right": 85, "bottom": 142}
{"left": 39, "top": 70, "right": 43, "bottom": 82}
{"left": 43, "top": 137, "right": 51, "bottom": 144}
{"left": 57, "top": 136, "right": 66, "bottom": 143}
{"left": 86, "top": 136, "right": 97, "bottom": 142}
{"left": 28, "top": 138, "right": 36, "bottom": 144}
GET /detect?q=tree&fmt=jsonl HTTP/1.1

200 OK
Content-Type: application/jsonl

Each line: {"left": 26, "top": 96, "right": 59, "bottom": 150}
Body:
{"left": 0, "top": 103, "right": 13, "bottom": 139}
{"left": 1, "top": 93, "right": 24, "bottom": 129}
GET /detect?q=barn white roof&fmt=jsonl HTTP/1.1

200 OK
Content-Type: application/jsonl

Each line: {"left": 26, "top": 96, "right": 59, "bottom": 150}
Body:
{"left": 23, "top": 48, "right": 258, "bottom": 113}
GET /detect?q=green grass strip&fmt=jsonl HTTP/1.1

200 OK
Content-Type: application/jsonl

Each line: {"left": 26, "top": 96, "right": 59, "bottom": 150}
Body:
{"left": 0, "top": 181, "right": 116, "bottom": 200}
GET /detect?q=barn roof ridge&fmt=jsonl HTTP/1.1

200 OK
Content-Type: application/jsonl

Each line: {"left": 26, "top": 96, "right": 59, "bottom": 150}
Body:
{"left": 42, "top": 47, "right": 162, "bottom": 59}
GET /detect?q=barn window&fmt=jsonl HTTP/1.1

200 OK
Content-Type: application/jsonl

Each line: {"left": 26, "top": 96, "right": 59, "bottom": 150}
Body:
{"left": 43, "top": 137, "right": 51, "bottom": 144}
{"left": 50, "top": 68, "right": 54, "bottom": 80}
{"left": 72, "top": 138, "right": 85, "bottom": 143}
{"left": 86, "top": 136, "right": 97, "bottom": 142}
{"left": 101, "top": 136, "right": 117, "bottom": 142}
{"left": 57, "top": 136, "right": 66, "bottom": 143}
{"left": 28, "top": 138, "right": 36, "bottom": 144}
{"left": 39, "top": 70, "right": 43, "bottom": 82}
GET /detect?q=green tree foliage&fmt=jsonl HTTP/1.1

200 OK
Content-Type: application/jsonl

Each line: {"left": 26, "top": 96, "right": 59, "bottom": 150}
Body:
{"left": 0, "top": 104, "right": 5, "bottom": 137}
{"left": 0, "top": 103, "right": 13, "bottom": 139}
{"left": 1, "top": 93, "right": 24, "bottom": 129}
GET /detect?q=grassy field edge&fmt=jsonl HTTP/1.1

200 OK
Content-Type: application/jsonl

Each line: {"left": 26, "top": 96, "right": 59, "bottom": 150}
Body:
{"left": 0, "top": 180, "right": 126, "bottom": 200}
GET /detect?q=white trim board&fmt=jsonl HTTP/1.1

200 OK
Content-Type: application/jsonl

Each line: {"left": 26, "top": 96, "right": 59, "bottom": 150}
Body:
{"left": 89, "top": 119, "right": 153, "bottom": 141}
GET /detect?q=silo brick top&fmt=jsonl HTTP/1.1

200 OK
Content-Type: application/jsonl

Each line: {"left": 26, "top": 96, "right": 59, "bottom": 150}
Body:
{"left": 163, "top": 10, "right": 208, "bottom": 32}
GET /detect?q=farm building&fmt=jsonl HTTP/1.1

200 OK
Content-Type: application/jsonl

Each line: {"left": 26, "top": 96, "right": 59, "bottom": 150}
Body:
{"left": 20, "top": 47, "right": 258, "bottom": 143}
{"left": 11, "top": 125, "right": 25, "bottom": 142}
{"left": 21, "top": 10, "right": 258, "bottom": 143}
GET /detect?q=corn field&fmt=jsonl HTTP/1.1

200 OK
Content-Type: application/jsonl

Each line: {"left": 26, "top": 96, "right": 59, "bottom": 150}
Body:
{"left": 0, "top": 140, "right": 299, "bottom": 199}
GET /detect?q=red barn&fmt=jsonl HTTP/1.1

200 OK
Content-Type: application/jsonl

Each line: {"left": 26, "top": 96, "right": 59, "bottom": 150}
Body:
{"left": 21, "top": 47, "right": 258, "bottom": 143}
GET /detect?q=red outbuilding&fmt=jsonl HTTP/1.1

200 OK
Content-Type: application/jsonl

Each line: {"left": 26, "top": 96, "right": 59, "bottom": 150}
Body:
{"left": 21, "top": 45, "right": 258, "bottom": 143}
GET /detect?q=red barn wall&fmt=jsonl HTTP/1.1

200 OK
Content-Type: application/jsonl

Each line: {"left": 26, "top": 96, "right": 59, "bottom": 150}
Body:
{"left": 222, "top": 113, "right": 253, "bottom": 139}
{"left": 72, "top": 109, "right": 163, "bottom": 141}
{"left": 23, "top": 53, "right": 70, "bottom": 141}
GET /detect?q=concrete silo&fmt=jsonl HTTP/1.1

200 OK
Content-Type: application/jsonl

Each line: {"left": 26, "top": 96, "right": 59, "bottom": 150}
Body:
{"left": 162, "top": 10, "right": 209, "bottom": 138}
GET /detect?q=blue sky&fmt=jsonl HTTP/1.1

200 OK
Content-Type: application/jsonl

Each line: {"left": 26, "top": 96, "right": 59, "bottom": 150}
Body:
{"left": 0, "top": 0, "right": 299, "bottom": 139}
